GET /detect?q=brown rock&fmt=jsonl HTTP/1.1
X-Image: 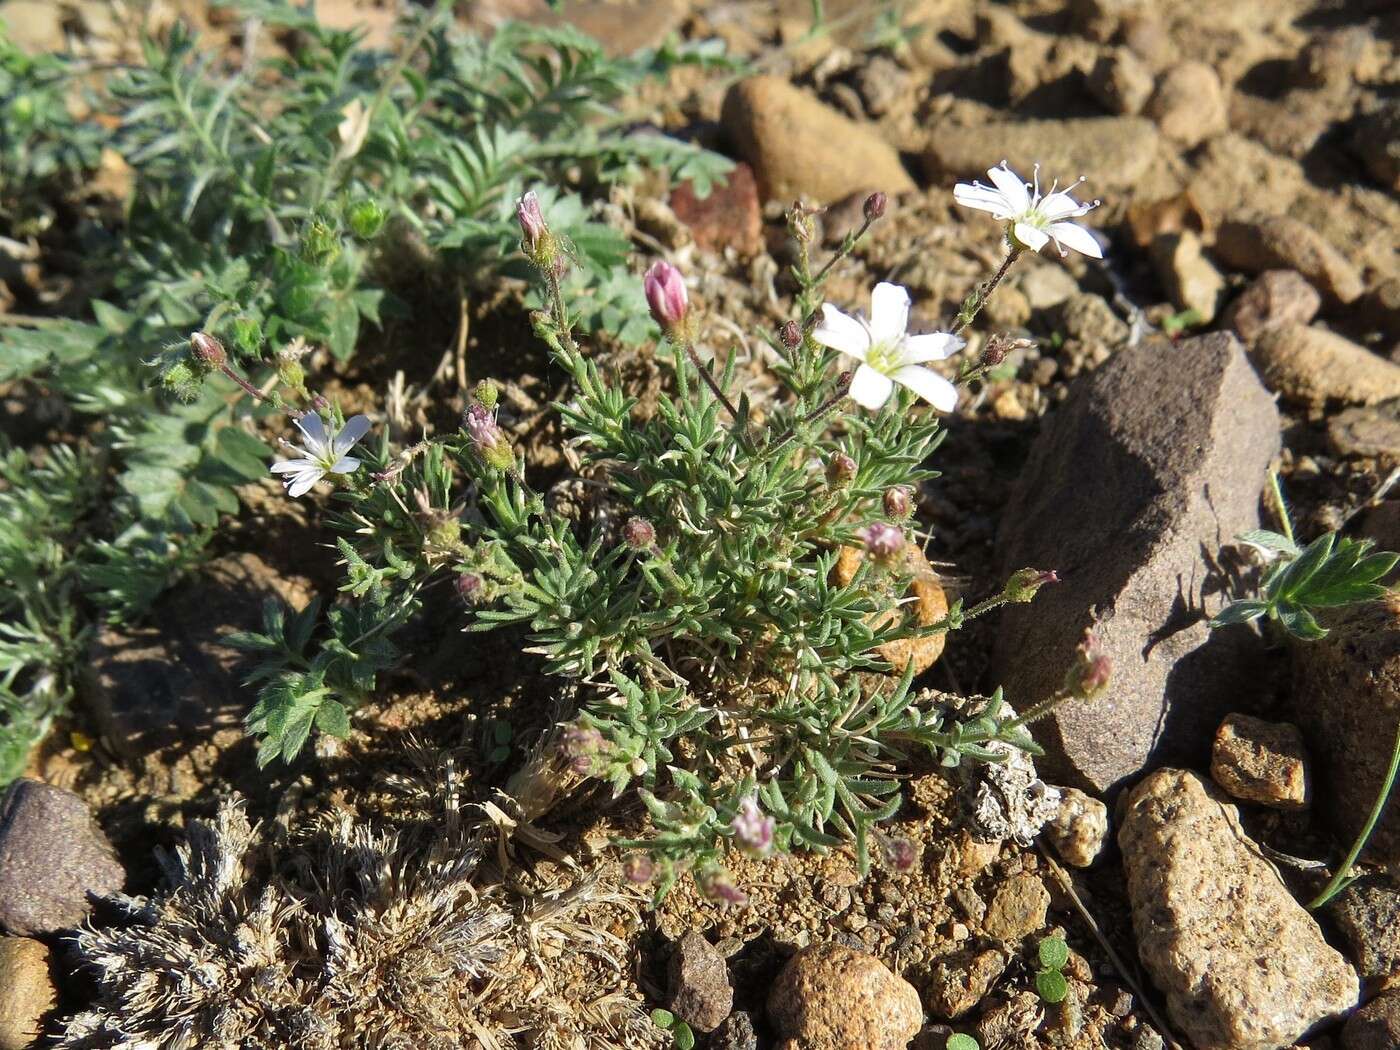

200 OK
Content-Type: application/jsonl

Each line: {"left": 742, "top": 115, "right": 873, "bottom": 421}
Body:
{"left": 1147, "top": 61, "right": 1227, "bottom": 147}
{"left": 0, "top": 937, "right": 52, "bottom": 1050}
{"left": 922, "top": 947, "right": 1008, "bottom": 1020}
{"left": 1043, "top": 787, "right": 1109, "bottom": 867}
{"left": 1087, "top": 49, "right": 1153, "bottom": 116}
{"left": 667, "top": 933, "right": 733, "bottom": 1033}
{"left": 1327, "top": 402, "right": 1400, "bottom": 460}
{"left": 982, "top": 874, "right": 1049, "bottom": 943}
{"left": 768, "top": 942, "right": 922, "bottom": 1050}
{"left": 0, "top": 1, "right": 65, "bottom": 53}
{"left": 529, "top": 0, "right": 686, "bottom": 57}
{"left": 1252, "top": 325, "right": 1400, "bottom": 407}
{"left": 1342, "top": 991, "right": 1400, "bottom": 1050}
{"left": 1222, "top": 270, "right": 1321, "bottom": 344}
{"left": 1187, "top": 135, "right": 1306, "bottom": 228}
{"left": 0, "top": 780, "right": 124, "bottom": 936}
{"left": 994, "top": 334, "right": 1279, "bottom": 792}
{"left": 1292, "top": 600, "right": 1400, "bottom": 866}
{"left": 721, "top": 76, "right": 915, "bottom": 205}
{"left": 1214, "top": 217, "right": 1364, "bottom": 305}
{"left": 1150, "top": 230, "right": 1225, "bottom": 323}
{"left": 922, "top": 117, "right": 1160, "bottom": 193}
{"left": 1351, "top": 102, "right": 1400, "bottom": 193}
{"left": 669, "top": 163, "right": 763, "bottom": 257}
{"left": 1210, "top": 713, "right": 1309, "bottom": 808}
{"left": 1120, "top": 769, "right": 1359, "bottom": 1050}
{"left": 1330, "top": 878, "right": 1400, "bottom": 983}
{"left": 834, "top": 543, "right": 948, "bottom": 676}
{"left": 1360, "top": 501, "right": 1400, "bottom": 552}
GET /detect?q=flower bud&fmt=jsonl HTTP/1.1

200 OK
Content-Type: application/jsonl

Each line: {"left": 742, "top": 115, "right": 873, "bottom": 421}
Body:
{"left": 623, "top": 516, "right": 656, "bottom": 551}
{"left": 643, "top": 261, "right": 688, "bottom": 337}
{"left": 779, "top": 319, "right": 802, "bottom": 351}
{"left": 880, "top": 834, "right": 916, "bottom": 872}
{"left": 456, "top": 572, "right": 483, "bottom": 603}
{"left": 347, "top": 198, "right": 386, "bottom": 239}
{"left": 1064, "top": 627, "right": 1111, "bottom": 700}
{"left": 787, "top": 201, "right": 816, "bottom": 245}
{"left": 230, "top": 315, "right": 262, "bottom": 357}
{"left": 697, "top": 866, "right": 748, "bottom": 907}
{"left": 516, "top": 191, "right": 546, "bottom": 254}
{"left": 1003, "top": 568, "right": 1060, "bottom": 603}
{"left": 730, "top": 795, "right": 775, "bottom": 857}
{"left": 883, "top": 486, "right": 912, "bottom": 520}
{"left": 464, "top": 403, "right": 514, "bottom": 471}
{"left": 858, "top": 521, "right": 905, "bottom": 563}
{"left": 863, "top": 191, "right": 887, "bottom": 222}
{"left": 301, "top": 219, "right": 341, "bottom": 267}
{"left": 190, "top": 331, "right": 226, "bottom": 368}
{"left": 277, "top": 354, "right": 306, "bottom": 393}
{"left": 310, "top": 394, "right": 330, "bottom": 413}
{"left": 622, "top": 854, "right": 655, "bottom": 884}
{"left": 826, "top": 452, "right": 857, "bottom": 485}
{"left": 474, "top": 378, "right": 499, "bottom": 410}
{"left": 560, "top": 722, "right": 608, "bottom": 776}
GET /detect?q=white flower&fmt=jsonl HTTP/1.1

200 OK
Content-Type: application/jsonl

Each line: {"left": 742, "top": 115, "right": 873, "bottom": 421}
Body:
{"left": 953, "top": 161, "right": 1103, "bottom": 258}
{"left": 270, "top": 413, "right": 371, "bottom": 497}
{"left": 812, "top": 282, "right": 964, "bottom": 412}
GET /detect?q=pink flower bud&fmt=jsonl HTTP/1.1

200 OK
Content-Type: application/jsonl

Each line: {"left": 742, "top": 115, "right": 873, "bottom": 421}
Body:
{"left": 643, "top": 261, "right": 688, "bottom": 335}
{"left": 858, "top": 521, "right": 905, "bottom": 562}
{"left": 456, "top": 573, "right": 483, "bottom": 603}
{"left": 730, "top": 795, "right": 775, "bottom": 856}
{"left": 697, "top": 867, "right": 748, "bottom": 907}
{"left": 883, "top": 486, "right": 912, "bottom": 520}
{"left": 190, "top": 331, "right": 226, "bottom": 367}
{"left": 464, "top": 403, "right": 513, "bottom": 471}
{"left": 864, "top": 191, "right": 887, "bottom": 222}
{"left": 516, "top": 191, "right": 546, "bottom": 253}
{"left": 622, "top": 854, "right": 655, "bottom": 884}
{"left": 826, "top": 452, "right": 857, "bottom": 485}
{"left": 623, "top": 516, "right": 656, "bottom": 551}
{"left": 1064, "top": 627, "right": 1112, "bottom": 700}
{"left": 880, "top": 834, "right": 916, "bottom": 872}
{"left": 779, "top": 320, "right": 802, "bottom": 350}
{"left": 1004, "top": 568, "right": 1060, "bottom": 603}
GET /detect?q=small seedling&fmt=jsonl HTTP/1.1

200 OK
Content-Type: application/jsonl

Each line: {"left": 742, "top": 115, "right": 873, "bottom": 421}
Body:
{"left": 947, "top": 1034, "right": 980, "bottom": 1050}
{"left": 1035, "top": 935, "right": 1070, "bottom": 1004}
{"left": 649, "top": 1009, "right": 694, "bottom": 1049}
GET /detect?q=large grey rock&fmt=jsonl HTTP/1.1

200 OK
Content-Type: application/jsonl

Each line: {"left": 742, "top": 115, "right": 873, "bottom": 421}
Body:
{"left": 1120, "top": 769, "right": 1358, "bottom": 1050}
{"left": 666, "top": 932, "right": 732, "bottom": 1033}
{"left": 0, "top": 780, "right": 124, "bottom": 936}
{"left": 994, "top": 333, "right": 1279, "bottom": 792}
{"left": 1292, "top": 602, "right": 1400, "bottom": 866}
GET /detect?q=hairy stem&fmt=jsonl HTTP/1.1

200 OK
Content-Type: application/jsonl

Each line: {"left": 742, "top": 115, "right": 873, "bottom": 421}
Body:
{"left": 1309, "top": 721, "right": 1400, "bottom": 909}
{"left": 952, "top": 247, "right": 1022, "bottom": 336}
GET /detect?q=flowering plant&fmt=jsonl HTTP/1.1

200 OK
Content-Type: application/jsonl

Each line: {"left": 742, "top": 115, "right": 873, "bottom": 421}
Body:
{"left": 214, "top": 168, "right": 1105, "bottom": 897}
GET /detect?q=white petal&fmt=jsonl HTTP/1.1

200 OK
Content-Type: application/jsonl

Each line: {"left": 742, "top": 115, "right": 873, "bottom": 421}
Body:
{"left": 868, "top": 283, "right": 911, "bottom": 345}
{"left": 987, "top": 164, "right": 1030, "bottom": 214}
{"left": 270, "top": 458, "right": 317, "bottom": 474}
{"left": 286, "top": 469, "right": 324, "bottom": 497}
{"left": 848, "top": 364, "right": 895, "bottom": 410}
{"left": 330, "top": 455, "right": 360, "bottom": 474}
{"left": 953, "top": 183, "right": 1014, "bottom": 218}
{"left": 901, "top": 332, "right": 965, "bottom": 364}
{"left": 892, "top": 365, "right": 959, "bottom": 412}
{"left": 1038, "top": 191, "right": 1092, "bottom": 221}
{"left": 1013, "top": 221, "right": 1050, "bottom": 253}
{"left": 1047, "top": 221, "right": 1104, "bottom": 259}
{"left": 331, "top": 414, "right": 372, "bottom": 457}
{"left": 812, "top": 303, "right": 871, "bottom": 360}
{"left": 295, "top": 413, "right": 329, "bottom": 456}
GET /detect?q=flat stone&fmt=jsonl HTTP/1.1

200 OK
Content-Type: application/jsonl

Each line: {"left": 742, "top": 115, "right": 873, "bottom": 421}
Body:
{"left": 982, "top": 874, "right": 1049, "bottom": 943}
{"left": 1210, "top": 713, "right": 1309, "bottom": 808}
{"left": 921, "top": 947, "right": 1008, "bottom": 1019}
{"left": 1292, "top": 600, "right": 1400, "bottom": 867}
{"left": 1342, "top": 991, "right": 1400, "bottom": 1050}
{"left": 0, "top": 937, "right": 53, "bottom": 1050}
{"left": 1214, "top": 217, "right": 1364, "bottom": 306}
{"left": 768, "top": 943, "right": 922, "bottom": 1050}
{"left": 834, "top": 543, "right": 948, "bottom": 677}
{"left": 1252, "top": 325, "right": 1400, "bottom": 407}
{"left": 668, "top": 162, "right": 763, "bottom": 257}
{"left": 0, "top": 1, "right": 65, "bottom": 53}
{"left": 1221, "top": 270, "right": 1321, "bottom": 345}
{"left": 1329, "top": 878, "right": 1400, "bottom": 983}
{"left": 721, "top": 76, "right": 915, "bottom": 205}
{"left": 1043, "top": 787, "right": 1109, "bottom": 867}
{"left": 1326, "top": 401, "right": 1400, "bottom": 460}
{"left": 1119, "top": 769, "right": 1358, "bottom": 1050}
{"left": 0, "top": 780, "right": 124, "bottom": 936}
{"left": 994, "top": 333, "right": 1279, "bottom": 792}
{"left": 667, "top": 932, "right": 733, "bottom": 1033}
{"left": 922, "top": 116, "right": 1161, "bottom": 193}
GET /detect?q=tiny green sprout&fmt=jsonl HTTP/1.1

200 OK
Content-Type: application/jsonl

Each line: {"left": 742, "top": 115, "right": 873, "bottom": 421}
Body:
{"left": 672, "top": 1022, "right": 695, "bottom": 1050}
{"left": 1035, "top": 967, "right": 1069, "bottom": 1004}
{"left": 649, "top": 1008, "right": 675, "bottom": 1029}
{"left": 347, "top": 198, "right": 387, "bottom": 239}
{"left": 1162, "top": 307, "right": 1204, "bottom": 335}
{"left": 1034, "top": 934, "right": 1070, "bottom": 1004}
{"left": 1037, "top": 935, "right": 1069, "bottom": 970}
{"left": 947, "top": 1035, "right": 980, "bottom": 1050}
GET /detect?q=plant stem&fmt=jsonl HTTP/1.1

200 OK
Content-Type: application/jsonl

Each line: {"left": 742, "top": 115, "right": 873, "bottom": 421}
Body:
{"left": 767, "top": 374, "right": 852, "bottom": 451}
{"left": 1309, "top": 721, "right": 1400, "bottom": 909}
{"left": 1268, "top": 470, "right": 1296, "bottom": 547}
{"left": 680, "top": 340, "right": 741, "bottom": 420}
{"left": 952, "top": 247, "right": 1022, "bottom": 336}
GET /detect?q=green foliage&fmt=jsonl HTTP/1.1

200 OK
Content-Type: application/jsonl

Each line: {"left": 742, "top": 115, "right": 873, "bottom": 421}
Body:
{"left": 946, "top": 1035, "right": 980, "bottom": 1050}
{"left": 1037, "top": 935, "right": 1069, "bottom": 970}
{"left": 648, "top": 1008, "right": 694, "bottom": 1049}
{"left": 1035, "top": 935, "right": 1070, "bottom": 1004}
{"left": 0, "top": 0, "right": 730, "bottom": 778}
{"left": 1212, "top": 529, "right": 1398, "bottom": 640}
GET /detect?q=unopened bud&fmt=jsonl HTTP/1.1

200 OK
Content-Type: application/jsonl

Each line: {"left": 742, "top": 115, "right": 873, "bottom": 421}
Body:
{"left": 730, "top": 795, "right": 775, "bottom": 857}
{"left": 980, "top": 333, "right": 1031, "bottom": 369}
{"left": 456, "top": 572, "right": 483, "bottom": 603}
{"left": 474, "top": 379, "right": 499, "bottom": 410}
{"left": 277, "top": 354, "right": 306, "bottom": 393}
{"left": 880, "top": 834, "right": 916, "bottom": 872}
{"left": 560, "top": 722, "right": 608, "bottom": 776}
{"left": 1003, "top": 568, "right": 1060, "bottom": 603}
{"left": 643, "top": 261, "right": 688, "bottom": 337}
{"left": 858, "top": 521, "right": 905, "bottom": 563}
{"left": 826, "top": 452, "right": 857, "bottom": 485}
{"left": 883, "top": 486, "right": 912, "bottom": 520}
{"left": 863, "top": 191, "right": 887, "bottom": 222}
{"left": 464, "top": 403, "right": 514, "bottom": 471}
{"left": 347, "top": 198, "right": 386, "bottom": 239}
{"left": 788, "top": 202, "right": 816, "bottom": 245}
{"left": 1064, "top": 627, "right": 1111, "bottom": 700}
{"left": 190, "top": 331, "right": 226, "bottom": 368}
{"left": 310, "top": 394, "right": 330, "bottom": 413}
{"left": 622, "top": 854, "right": 655, "bottom": 884}
{"left": 301, "top": 219, "right": 340, "bottom": 267}
{"left": 697, "top": 866, "right": 748, "bottom": 907}
{"left": 623, "top": 516, "right": 656, "bottom": 551}
{"left": 780, "top": 319, "right": 802, "bottom": 351}
{"left": 516, "top": 191, "right": 546, "bottom": 253}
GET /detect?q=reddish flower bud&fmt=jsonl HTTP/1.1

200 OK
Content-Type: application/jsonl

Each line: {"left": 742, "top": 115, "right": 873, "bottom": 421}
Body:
{"left": 826, "top": 452, "right": 857, "bottom": 485}
{"left": 1003, "top": 568, "right": 1060, "bottom": 603}
{"left": 516, "top": 191, "right": 546, "bottom": 253}
{"left": 190, "top": 331, "right": 226, "bottom": 368}
{"left": 1064, "top": 627, "right": 1112, "bottom": 700}
{"left": 780, "top": 319, "right": 802, "bottom": 351}
{"left": 456, "top": 572, "right": 483, "bottom": 603}
{"left": 697, "top": 867, "right": 748, "bottom": 907}
{"left": 464, "top": 403, "right": 513, "bottom": 471}
{"left": 883, "top": 486, "right": 912, "bottom": 520}
{"left": 858, "top": 521, "right": 905, "bottom": 562}
{"left": 622, "top": 854, "right": 655, "bottom": 884}
{"left": 880, "top": 834, "right": 916, "bottom": 872}
{"left": 864, "top": 191, "right": 887, "bottom": 222}
{"left": 623, "top": 516, "right": 656, "bottom": 551}
{"left": 730, "top": 795, "right": 775, "bottom": 856}
{"left": 643, "top": 261, "right": 688, "bottom": 336}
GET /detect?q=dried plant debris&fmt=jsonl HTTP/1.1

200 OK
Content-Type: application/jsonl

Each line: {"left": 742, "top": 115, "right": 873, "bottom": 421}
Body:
{"left": 58, "top": 762, "right": 658, "bottom": 1050}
